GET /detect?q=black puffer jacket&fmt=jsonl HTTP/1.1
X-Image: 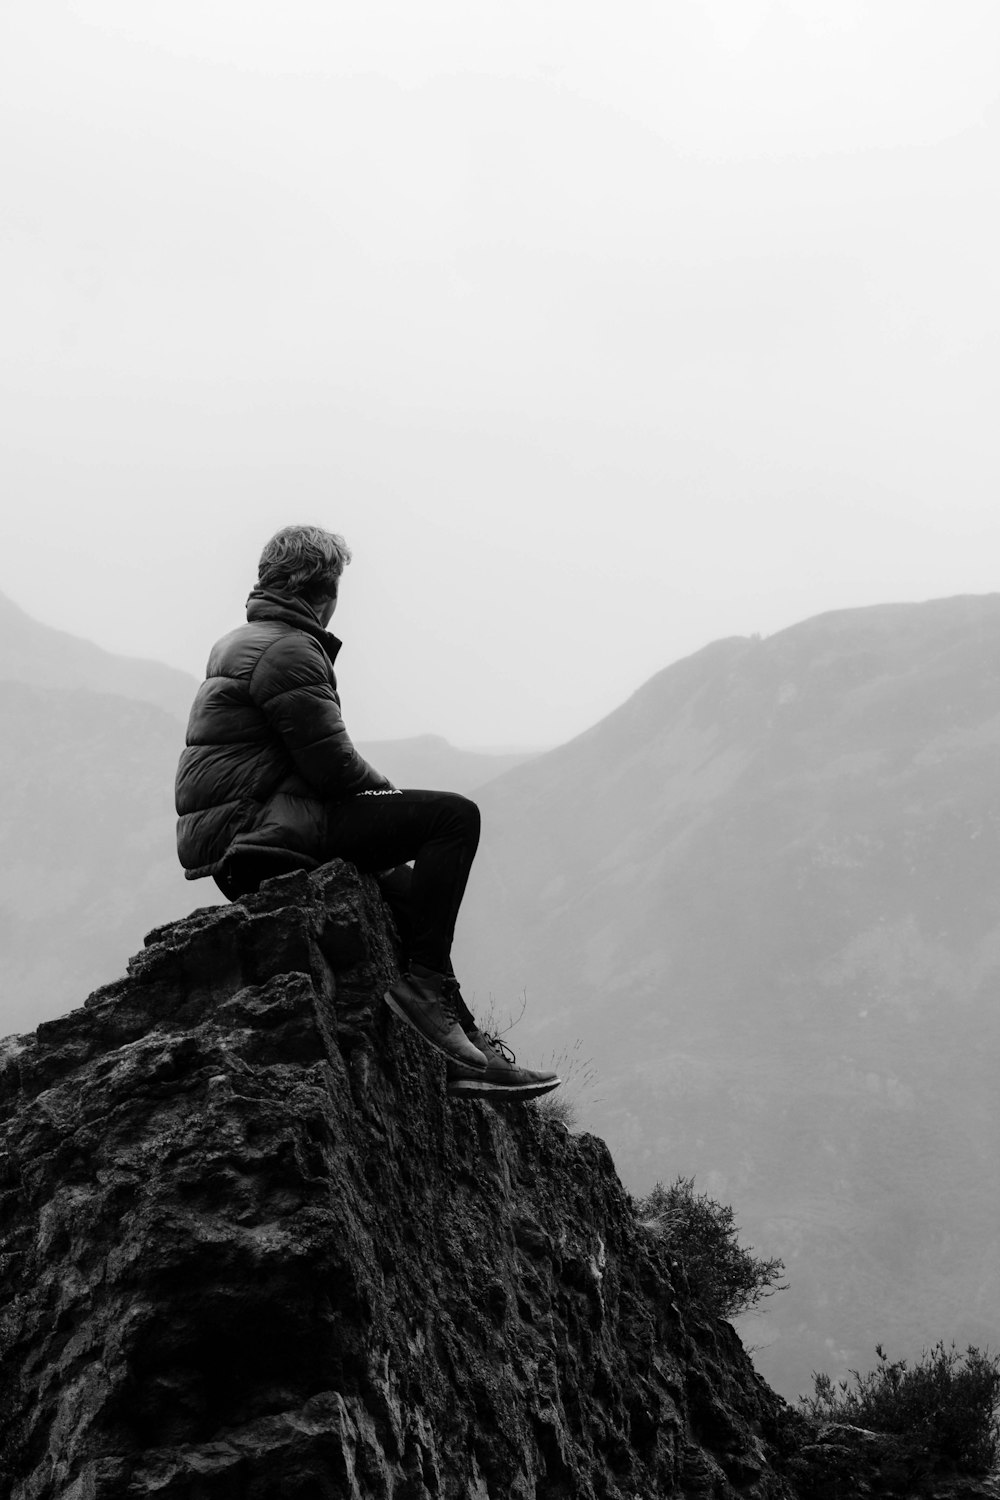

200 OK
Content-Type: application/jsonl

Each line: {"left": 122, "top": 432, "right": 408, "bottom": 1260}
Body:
{"left": 175, "top": 590, "right": 391, "bottom": 879}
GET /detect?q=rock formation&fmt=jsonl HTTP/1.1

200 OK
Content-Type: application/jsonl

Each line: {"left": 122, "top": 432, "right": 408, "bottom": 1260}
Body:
{"left": 0, "top": 862, "right": 993, "bottom": 1498}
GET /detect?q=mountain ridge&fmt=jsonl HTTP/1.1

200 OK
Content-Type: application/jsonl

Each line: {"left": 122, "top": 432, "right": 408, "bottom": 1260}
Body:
{"left": 0, "top": 588, "right": 201, "bottom": 722}
{"left": 457, "top": 591, "right": 1000, "bottom": 1399}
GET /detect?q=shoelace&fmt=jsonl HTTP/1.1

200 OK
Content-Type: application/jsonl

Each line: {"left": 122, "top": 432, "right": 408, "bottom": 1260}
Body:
{"left": 481, "top": 1032, "right": 517, "bottom": 1065}
{"left": 439, "top": 976, "right": 462, "bottom": 1026}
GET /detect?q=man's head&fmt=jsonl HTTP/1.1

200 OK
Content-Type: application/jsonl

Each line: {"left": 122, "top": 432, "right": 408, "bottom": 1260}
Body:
{"left": 257, "top": 525, "right": 351, "bottom": 612}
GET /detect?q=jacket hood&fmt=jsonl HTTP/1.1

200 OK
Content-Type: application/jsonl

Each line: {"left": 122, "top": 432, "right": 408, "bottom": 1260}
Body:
{"left": 245, "top": 589, "right": 342, "bottom": 664}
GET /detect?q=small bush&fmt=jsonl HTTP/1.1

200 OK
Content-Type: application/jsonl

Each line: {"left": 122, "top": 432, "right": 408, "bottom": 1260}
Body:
{"left": 800, "top": 1342, "right": 1000, "bottom": 1473}
{"left": 634, "top": 1175, "right": 786, "bottom": 1320}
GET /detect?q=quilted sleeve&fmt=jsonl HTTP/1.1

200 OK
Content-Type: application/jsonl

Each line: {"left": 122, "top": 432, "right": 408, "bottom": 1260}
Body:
{"left": 248, "top": 632, "right": 393, "bottom": 798}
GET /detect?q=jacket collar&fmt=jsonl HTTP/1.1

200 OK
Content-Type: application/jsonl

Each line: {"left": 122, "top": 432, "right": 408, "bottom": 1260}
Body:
{"left": 245, "top": 588, "right": 342, "bottom": 664}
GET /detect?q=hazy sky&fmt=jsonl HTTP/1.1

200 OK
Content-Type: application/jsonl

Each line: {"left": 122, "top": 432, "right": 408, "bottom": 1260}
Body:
{"left": 2, "top": 1, "right": 998, "bottom": 746}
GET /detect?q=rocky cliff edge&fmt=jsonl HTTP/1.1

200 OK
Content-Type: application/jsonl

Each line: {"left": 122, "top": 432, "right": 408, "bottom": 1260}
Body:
{"left": 0, "top": 862, "right": 977, "bottom": 1499}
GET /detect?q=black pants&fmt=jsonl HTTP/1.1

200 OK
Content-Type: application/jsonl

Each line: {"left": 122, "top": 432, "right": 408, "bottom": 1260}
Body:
{"left": 324, "top": 789, "right": 480, "bottom": 975}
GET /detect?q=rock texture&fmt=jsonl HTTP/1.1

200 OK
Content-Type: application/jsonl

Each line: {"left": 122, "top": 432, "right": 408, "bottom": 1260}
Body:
{"left": 0, "top": 862, "right": 995, "bottom": 1499}
{"left": 0, "top": 862, "right": 808, "bottom": 1499}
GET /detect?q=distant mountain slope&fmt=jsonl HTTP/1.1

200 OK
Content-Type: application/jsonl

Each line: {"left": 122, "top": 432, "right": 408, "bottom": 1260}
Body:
{"left": 0, "top": 590, "right": 200, "bottom": 721}
{"left": 457, "top": 593, "right": 1000, "bottom": 1402}
{"left": 356, "top": 734, "right": 537, "bottom": 794}
{"left": 0, "top": 681, "right": 217, "bottom": 1036}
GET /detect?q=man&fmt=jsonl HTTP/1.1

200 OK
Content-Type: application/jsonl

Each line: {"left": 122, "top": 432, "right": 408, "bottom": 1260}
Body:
{"left": 175, "top": 524, "right": 559, "bottom": 1101}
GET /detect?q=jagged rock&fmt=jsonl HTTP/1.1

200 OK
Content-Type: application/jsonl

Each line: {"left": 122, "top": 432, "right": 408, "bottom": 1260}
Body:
{"left": 0, "top": 860, "right": 971, "bottom": 1499}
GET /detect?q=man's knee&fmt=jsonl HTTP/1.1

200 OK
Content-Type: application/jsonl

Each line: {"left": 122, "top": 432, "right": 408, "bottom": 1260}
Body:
{"left": 439, "top": 791, "right": 480, "bottom": 844}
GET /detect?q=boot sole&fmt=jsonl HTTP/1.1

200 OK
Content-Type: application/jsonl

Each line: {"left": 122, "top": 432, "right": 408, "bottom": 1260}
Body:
{"left": 383, "top": 989, "right": 487, "bottom": 1069}
{"left": 447, "top": 1077, "right": 562, "bottom": 1100}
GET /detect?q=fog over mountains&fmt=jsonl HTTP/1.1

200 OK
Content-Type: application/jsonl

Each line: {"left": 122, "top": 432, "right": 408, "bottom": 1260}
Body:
{"left": 2, "top": 589, "right": 999, "bottom": 1404}
{"left": 0, "top": 590, "right": 198, "bottom": 722}
{"left": 457, "top": 592, "right": 1000, "bottom": 1399}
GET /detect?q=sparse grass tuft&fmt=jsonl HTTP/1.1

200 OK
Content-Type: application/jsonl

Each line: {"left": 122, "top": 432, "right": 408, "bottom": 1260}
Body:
{"left": 534, "top": 1091, "right": 579, "bottom": 1129}
{"left": 473, "top": 989, "right": 528, "bottom": 1041}
{"left": 530, "top": 1037, "right": 600, "bottom": 1132}
{"left": 471, "top": 995, "right": 599, "bottom": 1132}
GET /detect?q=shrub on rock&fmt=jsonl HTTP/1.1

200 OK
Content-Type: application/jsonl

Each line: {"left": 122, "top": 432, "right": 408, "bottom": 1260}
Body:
{"left": 800, "top": 1341, "right": 1000, "bottom": 1474}
{"left": 634, "top": 1175, "right": 787, "bottom": 1320}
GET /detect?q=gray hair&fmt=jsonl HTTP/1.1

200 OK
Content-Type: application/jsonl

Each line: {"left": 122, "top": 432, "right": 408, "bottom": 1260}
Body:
{"left": 257, "top": 525, "right": 352, "bottom": 600}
